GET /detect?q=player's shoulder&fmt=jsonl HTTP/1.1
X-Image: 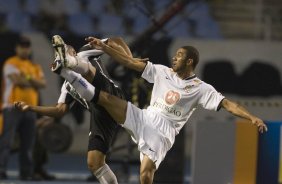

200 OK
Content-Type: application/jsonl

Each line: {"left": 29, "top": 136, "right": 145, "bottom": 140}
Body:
{"left": 3, "top": 56, "right": 23, "bottom": 69}
{"left": 190, "top": 77, "right": 207, "bottom": 87}
{"left": 197, "top": 78, "right": 217, "bottom": 92}
{"left": 150, "top": 62, "right": 171, "bottom": 72}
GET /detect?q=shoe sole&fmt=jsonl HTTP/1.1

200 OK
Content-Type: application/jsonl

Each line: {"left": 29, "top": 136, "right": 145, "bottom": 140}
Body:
{"left": 52, "top": 35, "right": 66, "bottom": 66}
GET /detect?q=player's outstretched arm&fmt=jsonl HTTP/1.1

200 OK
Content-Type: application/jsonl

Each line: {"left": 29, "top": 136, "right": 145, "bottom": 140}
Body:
{"left": 14, "top": 101, "right": 68, "bottom": 118}
{"left": 86, "top": 37, "right": 148, "bottom": 72}
{"left": 221, "top": 99, "right": 268, "bottom": 133}
{"left": 108, "top": 37, "right": 133, "bottom": 58}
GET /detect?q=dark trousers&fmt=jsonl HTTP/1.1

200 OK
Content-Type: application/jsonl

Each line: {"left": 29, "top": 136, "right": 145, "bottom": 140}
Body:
{"left": 0, "top": 107, "right": 36, "bottom": 177}
{"left": 33, "top": 129, "right": 48, "bottom": 173}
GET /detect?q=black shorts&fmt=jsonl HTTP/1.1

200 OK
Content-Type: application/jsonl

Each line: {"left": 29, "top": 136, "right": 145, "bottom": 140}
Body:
{"left": 88, "top": 70, "right": 125, "bottom": 154}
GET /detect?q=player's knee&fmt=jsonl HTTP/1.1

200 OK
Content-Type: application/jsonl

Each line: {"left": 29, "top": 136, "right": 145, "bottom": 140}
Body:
{"left": 87, "top": 159, "right": 104, "bottom": 172}
{"left": 140, "top": 169, "right": 154, "bottom": 184}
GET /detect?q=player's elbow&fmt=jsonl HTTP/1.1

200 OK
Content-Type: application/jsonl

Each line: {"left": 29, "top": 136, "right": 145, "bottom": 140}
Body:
{"left": 222, "top": 99, "right": 239, "bottom": 114}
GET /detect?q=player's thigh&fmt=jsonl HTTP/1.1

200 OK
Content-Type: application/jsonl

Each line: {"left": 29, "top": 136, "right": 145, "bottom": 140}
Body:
{"left": 140, "top": 154, "right": 156, "bottom": 176}
{"left": 88, "top": 65, "right": 97, "bottom": 82}
{"left": 98, "top": 91, "right": 127, "bottom": 124}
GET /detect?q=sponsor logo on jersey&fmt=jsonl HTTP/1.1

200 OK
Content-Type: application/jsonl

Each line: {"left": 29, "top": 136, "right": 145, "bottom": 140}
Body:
{"left": 165, "top": 90, "right": 180, "bottom": 105}
{"left": 183, "top": 79, "right": 202, "bottom": 93}
{"left": 183, "top": 84, "right": 194, "bottom": 93}
{"left": 78, "top": 78, "right": 88, "bottom": 88}
{"left": 193, "top": 79, "right": 201, "bottom": 84}
{"left": 153, "top": 98, "right": 182, "bottom": 117}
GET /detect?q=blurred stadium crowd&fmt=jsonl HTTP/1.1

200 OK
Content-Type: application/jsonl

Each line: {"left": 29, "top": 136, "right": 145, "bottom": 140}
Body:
{"left": 0, "top": 0, "right": 222, "bottom": 39}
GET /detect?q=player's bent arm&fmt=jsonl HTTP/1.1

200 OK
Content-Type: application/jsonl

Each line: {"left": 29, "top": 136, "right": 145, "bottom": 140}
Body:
{"left": 8, "top": 73, "right": 31, "bottom": 88}
{"left": 107, "top": 37, "right": 133, "bottom": 58}
{"left": 102, "top": 43, "right": 147, "bottom": 72}
{"left": 221, "top": 98, "right": 254, "bottom": 120}
{"left": 221, "top": 98, "right": 268, "bottom": 133}
{"left": 8, "top": 73, "right": 46, "bottom": 89}
{"left": 87, "top": 37, "right": 147, "bottom": 72}
{"left": 29, "top": 76, "right": 46, "bottom": 89}
{"left": 14, "top": 101, "right": 68, "bottom": 118}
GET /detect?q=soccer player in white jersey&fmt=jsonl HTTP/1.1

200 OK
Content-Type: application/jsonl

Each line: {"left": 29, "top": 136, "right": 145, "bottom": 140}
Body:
{"left": 30, "top": 35, "right": 268, "bottom": 184}
{"left": 15, "top": 37, "right": 133, "bottom": 184}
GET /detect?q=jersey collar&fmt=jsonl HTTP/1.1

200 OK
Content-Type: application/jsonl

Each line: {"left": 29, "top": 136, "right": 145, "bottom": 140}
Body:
{"left": 183, "top": 74, "right": 196, "bottom": 80}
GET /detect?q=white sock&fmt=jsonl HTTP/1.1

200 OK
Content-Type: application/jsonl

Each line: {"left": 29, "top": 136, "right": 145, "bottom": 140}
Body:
{"left": 67, "top": 55, "right": 90, "bottom": 75}
{"left": 60, "top": 68, "right": 95, "bottom": 101}
{"left": 94, "top": 164, "right": 118, "bottom": 184}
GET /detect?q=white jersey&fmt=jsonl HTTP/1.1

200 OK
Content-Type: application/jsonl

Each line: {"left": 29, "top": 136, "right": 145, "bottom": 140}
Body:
{"left": 142, "top": 61, "right": 225, "bottom": 134}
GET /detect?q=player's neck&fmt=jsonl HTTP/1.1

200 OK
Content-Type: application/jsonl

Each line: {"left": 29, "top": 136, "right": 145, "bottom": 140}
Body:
{"left": 176, "top": 70, "right": 195, "bottom": 80}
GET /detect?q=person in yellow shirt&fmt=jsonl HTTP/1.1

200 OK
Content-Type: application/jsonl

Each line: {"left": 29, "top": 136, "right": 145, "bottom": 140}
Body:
{"left": 0, "top": 36, "right": 46, "bottom": 180}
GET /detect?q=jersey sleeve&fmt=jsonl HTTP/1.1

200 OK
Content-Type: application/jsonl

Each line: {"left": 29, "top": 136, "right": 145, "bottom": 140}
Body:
{"left": 199, "top": 84, "right": 225, "bottom": 111}
{"left": 141, "top": 61, "right": 167, "bottom": 83}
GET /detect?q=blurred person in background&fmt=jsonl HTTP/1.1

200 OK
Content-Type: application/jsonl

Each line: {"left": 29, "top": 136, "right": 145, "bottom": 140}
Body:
{"left": 0, "top": 36, "right": 46, "bottom": 180}
{"left": 15, "top": 36, "right": 133, "bottom": 184}
{"left": 32, "top": 115, "right": 56, "bottom": 180}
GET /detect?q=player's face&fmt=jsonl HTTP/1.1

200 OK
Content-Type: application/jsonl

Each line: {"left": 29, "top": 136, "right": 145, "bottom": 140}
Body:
{"left": 172, "top": 48, "right": 188, "bottom": 72}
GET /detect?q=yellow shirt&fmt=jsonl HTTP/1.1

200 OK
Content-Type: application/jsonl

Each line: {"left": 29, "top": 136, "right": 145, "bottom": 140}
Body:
{"left": 1, "top": 56, "right": 44, "bottom": 108}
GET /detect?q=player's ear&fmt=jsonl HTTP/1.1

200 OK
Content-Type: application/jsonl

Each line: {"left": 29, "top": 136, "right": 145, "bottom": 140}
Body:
{"left": 187, "top": 58, "right": 193, "bottom": 66}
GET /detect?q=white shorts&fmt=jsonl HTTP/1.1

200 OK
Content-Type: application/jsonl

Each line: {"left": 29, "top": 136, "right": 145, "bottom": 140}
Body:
{"left": 122, "top": 102, "right": 176, "bottom": 169}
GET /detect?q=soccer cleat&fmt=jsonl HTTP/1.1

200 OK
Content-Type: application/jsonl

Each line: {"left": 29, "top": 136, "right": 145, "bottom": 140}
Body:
{"left": 52, "top": 35, "right": 67, "bottom": 66}
{"left": 51, "top": 59, "right": 63, "bottom": 74}
{"left": 52, "top": 35, "right": 79, "bottom": 69}
{"left": 65, "top": 81, "right": 89, "bottom": 110}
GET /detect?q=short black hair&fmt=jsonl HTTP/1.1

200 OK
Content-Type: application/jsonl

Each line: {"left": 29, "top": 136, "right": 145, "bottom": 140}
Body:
{"left": 17, "top": 36, "right": 31, "bottom": 47}
{"left": 181, "top": 46, "right": 199, "bottom": 69}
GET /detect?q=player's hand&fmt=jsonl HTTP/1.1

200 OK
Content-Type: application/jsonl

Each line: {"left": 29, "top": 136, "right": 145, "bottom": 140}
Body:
{"left": 14, "top": 101, "right": 30, "bottom": 112}
{"left": 251, "top": 117, "right": 268, "bottom": 133}
{"left": 85, "top": 37, "right": 105, "bottom": 50}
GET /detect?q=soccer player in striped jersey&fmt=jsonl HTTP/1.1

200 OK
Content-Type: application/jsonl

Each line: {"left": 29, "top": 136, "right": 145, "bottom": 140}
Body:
{"left": 15, "top": 37, "right": 132, "bottom": 184}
